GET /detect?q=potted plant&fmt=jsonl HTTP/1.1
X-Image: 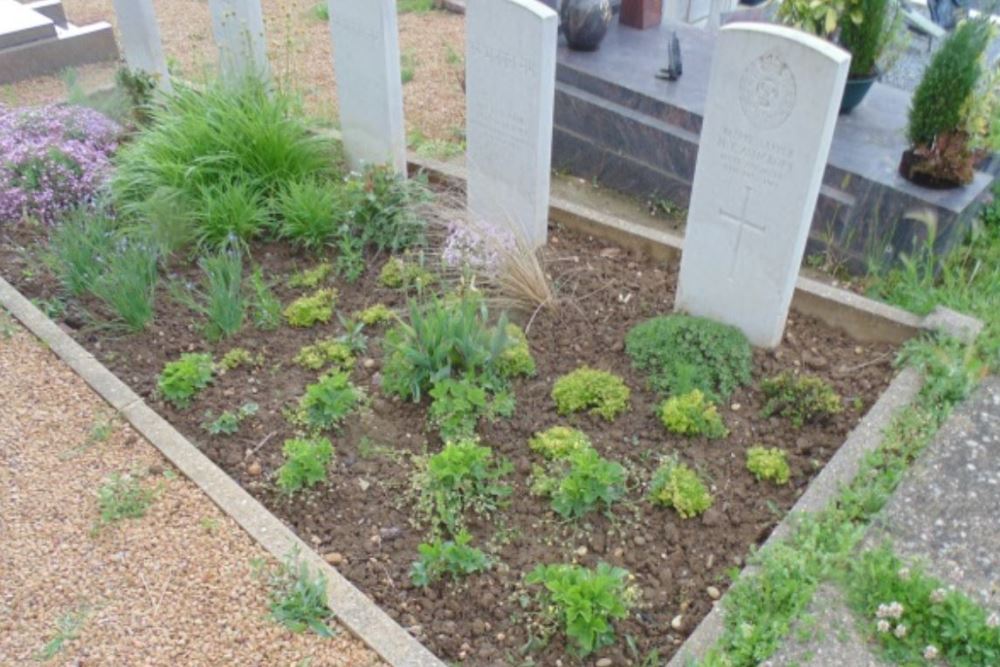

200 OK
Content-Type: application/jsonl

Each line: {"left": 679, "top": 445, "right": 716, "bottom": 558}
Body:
{"left": 837, "top": 0, "right": 897, "bottom": 113}
{"left": 900, "top": 18, "right": 992, "bottom": 188}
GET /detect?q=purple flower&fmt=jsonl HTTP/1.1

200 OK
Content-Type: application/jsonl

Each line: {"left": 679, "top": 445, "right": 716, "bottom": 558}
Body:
{"left": 441, "top": 219, "right": 516, "bottom": 275}
{"left": 0, "top": 103, "right": 120, "bottom": 225}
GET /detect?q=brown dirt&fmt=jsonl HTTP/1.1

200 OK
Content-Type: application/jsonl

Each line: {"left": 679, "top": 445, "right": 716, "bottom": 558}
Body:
{"left": 1, "top": 1, "right": 467, "bottom": 142}
{"left": 0, "top": 316, "right": 383, "bottom": 667}
{"left": 0, "top": 219, "right": 897, "bottom": 665}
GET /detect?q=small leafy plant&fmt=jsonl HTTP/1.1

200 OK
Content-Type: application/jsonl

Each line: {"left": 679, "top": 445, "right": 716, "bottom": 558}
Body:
{"left": 276, "top": 437, "right": 334, "bottom": 494}
{"left": 428, "top": 376, "right": 489, "bottom": 442}
{"left": 202, "top": 402, "right": 259, "bottom": 435}
{"left": 551, "top": 367, "right": 630, "bottom": 421}
{"left": 158, "top": 352, "right": 214, "bottom": 409}
{"left": 760, "top": 372, "right": 842, "bottom": 427}
{"left": 648, "top": 456, "right": 713, "bottom": 518}
{"left": 288, "top": 262, "right": 332, "bottom": 289}
{"left": 533, "top": 447, "right": 627, "bottom": 520}
{"left": 355, "top": 303, "right": 395, "bottom": 326}
{"left": 95, "top": 473, "right": 155, "bottom": 528}
{"left": 297, "top": 371, "right": 363, "bottom": 431}
{"left": 410, "top": 530, "right": 491, "bottom": 587}
{"left": 294, "top": 339, "right": 355, "bottom": 371}
{"left": 626, "top": 314, "right": 752, "bottom": 400}
{"left": 413, "top": 438, "right": 512, "bottom": 533}
{"left": 283, "top": 288, "right": 337, "bottom": 328}
{"left": 525, "top": 562, "right": 634, "bottom": 657}
{"left": 379, "top": 256, "right": 435, "bottom": 290}
{"left": 264, "top": 551, "right": 335, "bottom": 637}
{"left": 498, "top": 323, "right": 536, "bottom": 377}
{"left": 528, "top": 426, "right": 592, "bottom": 460}
{"left": 219, "top": 347, "right": 255, "bottom": 372}
{"left": 746, "top": 446, "right": 791, "bottom": 485}
{"left": 659, "top": 389, "right": 728, "bottom": 438}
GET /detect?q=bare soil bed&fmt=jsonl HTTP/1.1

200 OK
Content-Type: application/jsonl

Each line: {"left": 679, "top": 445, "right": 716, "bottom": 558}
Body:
{"left": 0, "top": 222, "right": 896, "bottom": 665}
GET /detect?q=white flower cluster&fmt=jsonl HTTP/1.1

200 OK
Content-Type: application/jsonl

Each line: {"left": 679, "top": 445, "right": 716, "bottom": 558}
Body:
{"left": 929, "top": 588, "right": 947, "bottom": 604}
{"left": 876, "top": 601, "right": 905, "bottom": 619}
{"left": 923, "top": 645, "right": 939, "bottom": 660}
{"left": 987, "top": 611, "right": 1000, "bottom": 629}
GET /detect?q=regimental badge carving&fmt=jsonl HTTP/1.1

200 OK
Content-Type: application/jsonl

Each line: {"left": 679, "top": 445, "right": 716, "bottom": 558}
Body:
{"left": 738, "top": 51, "right": 797, "bottom": 130}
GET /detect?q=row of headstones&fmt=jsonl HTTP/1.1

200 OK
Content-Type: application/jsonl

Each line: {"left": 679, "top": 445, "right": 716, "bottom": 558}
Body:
{"left": 113, "top": 0, "right": 851, "bottom": 350}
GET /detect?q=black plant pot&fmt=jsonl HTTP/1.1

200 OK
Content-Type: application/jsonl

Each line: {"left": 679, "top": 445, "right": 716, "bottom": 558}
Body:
{"left": 561, "top": 0, "right": 613, "bottom": 51}
{"left": 839, "top": 72, "right": 877, "bottom": 114}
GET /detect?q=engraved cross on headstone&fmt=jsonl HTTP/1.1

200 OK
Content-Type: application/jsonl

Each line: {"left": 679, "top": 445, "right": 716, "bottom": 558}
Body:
{"left": 718, "top": 185, "right": 766, "bottom": 279}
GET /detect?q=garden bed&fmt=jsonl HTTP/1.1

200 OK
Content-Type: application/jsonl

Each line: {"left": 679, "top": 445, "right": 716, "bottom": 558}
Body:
{"left": 0, "top": 219, "right": 896, "bottom": 665}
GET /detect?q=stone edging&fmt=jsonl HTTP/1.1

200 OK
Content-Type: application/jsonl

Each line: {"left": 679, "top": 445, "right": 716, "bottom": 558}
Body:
{"left": 0, "top": 276, "right": 446, "bottom": 667}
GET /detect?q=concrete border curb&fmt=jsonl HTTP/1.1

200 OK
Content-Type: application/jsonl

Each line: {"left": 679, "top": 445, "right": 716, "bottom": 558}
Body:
{"left": 0, "top": 277, "right": 445, "bottom": 667}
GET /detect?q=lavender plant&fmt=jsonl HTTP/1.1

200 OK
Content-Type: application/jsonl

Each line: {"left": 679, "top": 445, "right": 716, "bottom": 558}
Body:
{"left": 0, "top": 103, "right": 120, "bottom": 225}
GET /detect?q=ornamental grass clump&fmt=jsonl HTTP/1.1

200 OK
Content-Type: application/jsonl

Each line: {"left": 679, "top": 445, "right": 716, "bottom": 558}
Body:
{"left": 626, "top": 314, "right": 752, "bottom": 401}
{"left": 171, "top": 244, "right": 246, "bottom": 341}
{"left": 760, "top": 372, "right": 843, "bottom": 427}
{"left": 659, "top": 389, "right": 729, "bottom": 438}
{"left": 648, "top": 456, "right": 713, "bottom": 518}
{"left": 746, "top": 446, "right": 791, "bottom": 485}
{"left": 48, "top": 206, "right": 117, "bottom": 297}
{"left": 0, "top": 103, "right": 119, "bottom": 225}
{"left": 551, "top": 367, "right": 630, "bottom": 421}
{"left": 89, "top": 236, "right": 160, "bottom": 331}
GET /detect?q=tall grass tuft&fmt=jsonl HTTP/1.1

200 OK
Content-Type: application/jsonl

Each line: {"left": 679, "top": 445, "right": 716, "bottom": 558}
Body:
{"left": 275, "top": 178, "right": 340, "bottom": 251}
{"left": 173, "top": 245, "right": 247, "bottom": 341}
{"left": 90, "top": 237, "right": 159, "bottom": 331}
{"left": 48, "top": 206, "right": 117, "bottom": 296}
{"left": 193, "top": 176, "right": 271, "bottom": 249}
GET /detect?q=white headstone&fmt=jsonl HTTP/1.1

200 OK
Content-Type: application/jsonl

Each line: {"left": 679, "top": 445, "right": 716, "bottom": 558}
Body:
{"left": 112, "top": 0, "right": 171, "bottom": 91}
{"left": 326, "top": 0, "right": 407, "bottom": 175}
{"left": 675, "top": 23, "right": 849, "bottom": 348}
{"left": 465, "top": 0, "right": 558, "bottom": 248}
{"left": 0, "top": 0, "right": 55, "bottom": 50}
{"left": 208, "top": 0, "right": 269, "bottom": 85}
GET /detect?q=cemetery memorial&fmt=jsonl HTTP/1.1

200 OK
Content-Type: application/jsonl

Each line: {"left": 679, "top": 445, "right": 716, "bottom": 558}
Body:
{"left": 0, "top": 0, "right": 996, "bottom": 665}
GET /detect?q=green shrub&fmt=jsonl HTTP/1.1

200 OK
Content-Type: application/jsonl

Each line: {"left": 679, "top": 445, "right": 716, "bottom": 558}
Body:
{"left": 95, "top": 473, "right": 155, "bottom": 528}
{"left": 648, "top": 456, "right": 713, "bottom": 518}
{"left": 410, "top": 531, "right": 491, "bottom": 587}
{"left": 192, "top": 175, "right": 271, "bottom": 249}
{"left": 381, "top": 295, "right": 509, "bottom": 401}
{"left": 158, "top": 352, "right": 214, "bottom": 409}
{"left": 551, "top": 367, "right": 630, "bottom": 421}
{"left": 525, "top": 562, "right": 634, "bottom": 657}
{"left": 498, "top": 323, "right": 536, "bottom": 377}
{"left": 908, "top": 19, "right": 991, "bottom": 147}
{"left": 428, "top": 376, "right": 488, "bottom": 442}
{"left": 249, "top": 266, "right": 282, "bottom": 330}
{"left": 48, "top": 206, "right": 116, "bottom": 296}
{"left": 202, "top": 402, "right": 258, "bottom": 435}
{"left": 379, "top": 256, "right": 436, "bottom": 290}
{"left": 276, "top": 437, "right": 334, "bottom": 493}
{"left": 355, "top": 303, "right": 395, "bottom": 326}
{"left": 89, "top": 237, "right": 159, "bottom": 331}
{"left": 760, "top": 372, "right": 842, "bottom": 427}
{"left": 533, "top": 447, "right": 626, "bottom": 519}
{"left": 294, "top": 339, "right": 355, "bottom": 371}
{"left": 276, "top": 179, "right": 341, "bottom": 251}
{"left": 346, "top": 165, "right": 430, "bottom": 254}
{"left": 659, "top": 389, "right": 729, "bottom": 438}
{"left": 297, "top": 371, "right": 362, "bottom": 431}
{"left": 264, "top": 552, "right": 334, "bottom": 636}
{"left": 746, "top": 446, "right": 791, "bottom": 485}
{"left": 283, "top": 288, "right": 337, "bottom": 328}
{"left": 528, "top": 426, "right": 592, "bottom": 460}
{"left": 414, "top": 438, "right": 512, "bottom": 533}
{"left": 172, "top": 245, "right": 246, "bottom": 341}
{"left": 625, "top": 314, "right": 752, "bottom": 400}
{"left": 838, "top": 0, "right": 893, "bottom": 78}
{"left": 288, "top": 263, "right": 332, "bottom": 289}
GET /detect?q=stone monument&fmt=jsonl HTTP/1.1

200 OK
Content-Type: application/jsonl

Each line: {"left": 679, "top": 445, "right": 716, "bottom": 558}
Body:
{"left": 112, "top": 0, "right": 170, "bottom": 90}
{"left": 208, "top": 0, "right": 270, "bottom": 85}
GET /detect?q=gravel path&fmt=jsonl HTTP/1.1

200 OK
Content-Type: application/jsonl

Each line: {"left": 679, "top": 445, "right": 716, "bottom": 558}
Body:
{"left": 0, "top": 313, "right": 383, "bottom": 667}
{"left": 0, "top": 0, "right": 466, "bottom": 141}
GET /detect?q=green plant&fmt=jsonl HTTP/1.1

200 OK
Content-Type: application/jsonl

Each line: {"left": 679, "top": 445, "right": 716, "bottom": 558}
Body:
{"left": 528, "top": 426, "right": 592, "bottom": 460}
{"left": 192, "top": 175, "right": 271, "bottom": 249}
{"left": 288, "top": 263, "right": 332, "bottom": 289}
{"left": 525, "top": 562, "right": 634, "bottom": 656}
{"left": 310, "top": 2, "right": 330, "bottom": 22}
{"left": 497, "top": 323, "right": 536, "bottom": 377}
{"left": 294, "top": 339, "right": 355, "bottom": 371}
{"left": 413, "top": 438, "right": 512, "bottom": 533}
{"left": 760, "top": 372, "right": 843, "bottom": 427}
{"left": 381, "top": 295, "right": 509, "bottom": 401}
{"left": 533, "top": 447, "right": 627, "bottom": 520}
{"left": 908, "top": 19, "right": 991, "bottom": 148}
{"left": 626, "top": 315, "right": 752, "bottom": 400}
{"left": 297, "top": 372, "right": 363, "bottom": 431}
{"left": 355, "top": 303, "right": 395, "bottom": 326}
{"left": 339, "top": 166, "right": 430, "bottom": 257}
{"left": 277, "top": 180, "right": 343, "bottom": 251}
{"left": 838, "top": 0, "right": 894, "bottom": 78}
{"left": 379, "top": 256, "right": 435, "bottom": 290}
{"left": 648, "top": 456, "right": 713, "bottom": 518}
{"left": 777, "top": 0, "right": 861, "bottom": 37}
{"left": 283, "top": 288, "right": 337, "bottom": 327}
{"left": 276, "top": 437, "right": 334, "bottom": 494}
{"left": 410, "top": 530, "right": 491, "bottom": 587}
{"left": 95, "top": 473, "right": 155, "bottom": 527}
{"left": 157, "top": 352, "right": 214, "bottom": 409}
{"left": 116, "top": 66, "right": 158, "bottom": 122}
{"left": 173, "top": 245, "right": 246, "bottom": 341}
{"left": 659, "top": 389, "right": 729, "bottom": 438}
{"left": 48, "top": 206, "right": 116, "bottom": 296}
{"left": 35, "top": 607, "right": 89, "bottom": 660}
{"left": 203, "top": 402, "right": 259, "bottom": 435}
{"left": 89, "top": 237, "right": 159, "bottom": 331}
{"left": 746, "top": 446, "right": 791, "bottom": 485}
{"left": 398, "top": 0, "right": 435, "bottom": 13}
{"left": 264, "top": 551, "right": 335, "bottom": 636}
{"left": 400, "top": 50, "right": 417, "bottom": 84}
{"left": 249, "top": 266, "right": 282, "bottom": 330}
{"left": 551, "top": 367, "right": 630, "bottom": 421}
{"left": 428, "top": 376, "right": 489, "bottom": 441}
{"left": 219, "top": 347, "right": 254, "bottom": 371}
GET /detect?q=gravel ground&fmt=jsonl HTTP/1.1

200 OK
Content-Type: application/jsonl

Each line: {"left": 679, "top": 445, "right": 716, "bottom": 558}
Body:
{"left": 0, "top": 314, "right": 383, "bottom": 667}
{"left": 0, "top": 0, "right": 466, "bottom": 141}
